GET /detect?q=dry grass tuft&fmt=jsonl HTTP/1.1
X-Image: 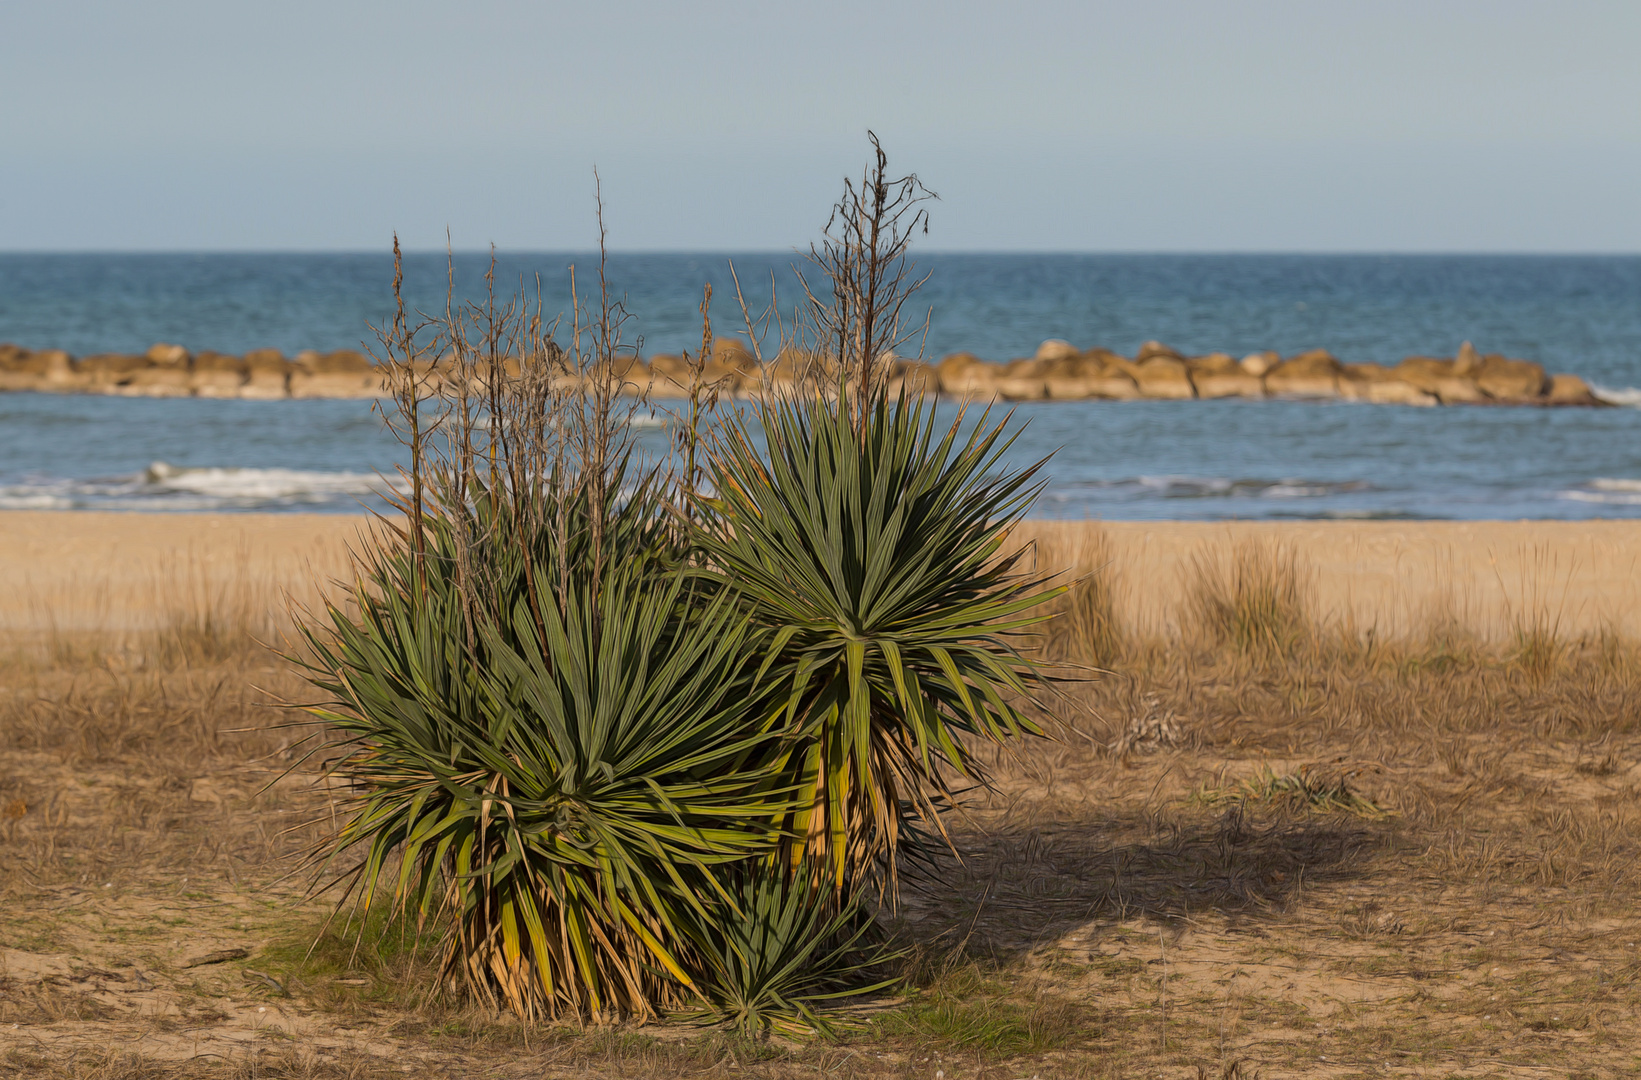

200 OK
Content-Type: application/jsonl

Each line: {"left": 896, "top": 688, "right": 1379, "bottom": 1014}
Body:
{"left": 1182, "top": 537, "right": 1313, "bottom": 657}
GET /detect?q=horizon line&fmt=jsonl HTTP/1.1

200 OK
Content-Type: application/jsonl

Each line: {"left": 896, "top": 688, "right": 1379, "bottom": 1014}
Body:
{"left": 4, "top": 248, "right": 1641, "bottom": 259}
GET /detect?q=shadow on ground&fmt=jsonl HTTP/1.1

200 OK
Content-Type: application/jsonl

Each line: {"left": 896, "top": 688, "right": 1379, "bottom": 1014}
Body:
{"left": 897, "top": 806, "right": 1394, "bottom": 958}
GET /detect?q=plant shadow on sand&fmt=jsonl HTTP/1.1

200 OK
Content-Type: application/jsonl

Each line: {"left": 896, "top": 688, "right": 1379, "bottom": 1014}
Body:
{"left": 904, "top": 809, "right": 1385, "bottom": 962}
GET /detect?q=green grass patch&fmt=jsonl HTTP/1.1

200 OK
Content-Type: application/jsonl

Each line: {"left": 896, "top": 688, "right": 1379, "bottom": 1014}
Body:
{"left": 870, "top": 966, "right": 1089, "bottom": 1058}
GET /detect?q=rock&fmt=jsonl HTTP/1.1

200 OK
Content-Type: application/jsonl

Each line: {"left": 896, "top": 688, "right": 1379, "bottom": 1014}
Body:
{"left": 936, "top": 353, "right": 999, "bottom": 397}
{"left": 1434, "top": 377, "right": 1487, "bottom": 405}
{"left": 291, "top": 370, "right": 385, "bottom": 398}
{"left": 1136, "top": 340, "right": 1185, "bottom": 364}
{"left": 289, "top": 349, "right": 381, "bottom": 397}
{"left": 1035, "top": 339, "right": 1079, "bottom": 362}
{"left": 78, "top": 353, "right": 150, "bottom": 389}
{"left": 1240, "top": 351, "right": 1280, "bottom": 377}
{"left": 296, "top": 349, "right": 372, "bottom": 375}
{"left": 114, "top": 366, "right": 193, "bottom": 397}
{"left": 1085, "top": 370, "right": 1143, "bottom": 399}
{"left": 1264, "top": 349, "right": 1341, "bottom": 398}
{"left": 995, "top": 376, "right": 1047, "bottom": 400}
{"left": 189, "top": 352, "right": 248, "bottom": 397}
{"left": 1133, "top": 357, "right": 1195, "bottom": 399}
{"left": 145, "top": 342, "right": 190, "bottom": 367}
{"left": 0, "top": 349, "right": 86, "bottom": 391}
{"left": 1192, "top": 373, "right": 1264, "bottom": 399}
{"left": 1392, "top": 356, "right": 1483, "bottom": 403}
{"left": 1364, "top": 380, "right": 1438, "bottom": 406}
{"left": 892, "top": 361, "right": 940, "bottom": 396}
{"left": 1188, "top": 353, "right": 1262, "bottom": 398}
{"left": 1546, "top": 373, "right": 1600, "bottom": 406}
{"left": 1453, "top": 341, "right": 1482, "bottom": 376}
{"left": 242, "top": 353, "right": 293, "bottom": 399}
{"left": 1475, "top": 354, "right": 1548, "bottom": 402}
{"left": 1039, "top": 354, "right": 1111, "bottom": 399}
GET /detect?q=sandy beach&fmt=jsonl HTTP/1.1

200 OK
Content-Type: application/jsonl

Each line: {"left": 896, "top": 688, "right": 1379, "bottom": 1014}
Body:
{"left": 3, "top": 510, "right": 1637, "bottom": 641}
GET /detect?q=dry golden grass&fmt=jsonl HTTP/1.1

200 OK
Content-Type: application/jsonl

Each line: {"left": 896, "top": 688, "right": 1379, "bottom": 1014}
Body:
{"left": 5, "top": 521, "right": 1641, "bottom": 1078}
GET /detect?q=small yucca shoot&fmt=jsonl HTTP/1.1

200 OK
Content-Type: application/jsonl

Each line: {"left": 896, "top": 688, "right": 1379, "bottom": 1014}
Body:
{"left": 697, "top": 390, "right": 1061, "bottom": 894}
{"left": 680, "top": 861, "right": 900, "bottom": 1037}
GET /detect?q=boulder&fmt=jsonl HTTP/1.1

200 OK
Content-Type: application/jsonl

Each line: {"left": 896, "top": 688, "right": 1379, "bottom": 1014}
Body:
{"left": 145, "top": 342, "right": 190, "bottom": 367}
{"left": 1040, "top": 354, "right": 1116, "bottom": 399}
{"left": 1338, "top": 366, "right": 1438, "bottom": 406}
{"left": 1392, "top": 356, "right": 1487, "bottom": 403}
{"left": 290, "top": 349, "right": 383, "bottom": 397}
{"left": 291, "top": 369, "right": 386, "bottom": 398}
{"left": 1264, "top": 349, "right": 1341, "bottom": 398}
{"left": 295, "top": 349, "right": 373, "bottom": 375}
{"left": 1083, "top": 370, "right": 1143, "bottom": 399}
{"left": 936, "top": 353, "right": 1000, "bottom": 397}
{"left": 114, "top": 365, "right": 194, "bottom": 397}
{"left": 242, "top": 353, "right": 293, "bottom": 399}
{"left": 1240, "top": 351, "right": 1280, "bottom": 377}
{"left": 1475, "top": 354, "right": 1548, "bottom": 402}
{"left": 78, "top": 353, "right": 150, "bottom": 389}
{"left": 704, "top": 337, "right": 760, "bottom": 393}
{"left": 890, "top": 361, "right": 940, "bottom": 397}
{"left": 1136, "top": 340, "right": 1185, "bottom": 364}
{"left": 1133, "top": 357, "right": 1195, "bottom": 399}
{"left": 1188, "top": 353, "right": 1263, "bottom": 399}
{"left": 189, "top": 351, "right": 248, "bottom": 397}
{"left": 1034, "top": 339, "right": 1079, "bottom": 362}
{"left": 1369, "top": 380, "right": 1439, "bottom": 406}
{"left": 1546, "top": 373, "right": 1600, "bottom": 406}
{"left": 0, "top": 349, "right": 86, "bottom": 391}
{"left": 992, "top": 358, "right": 1047, "bottom": 399}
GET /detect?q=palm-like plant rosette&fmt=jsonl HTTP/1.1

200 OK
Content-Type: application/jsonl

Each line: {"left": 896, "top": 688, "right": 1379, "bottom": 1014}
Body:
{"left": 697, "top": 391, "right": 1062, "bottom": 891}
{"left": 299, "top": 491, "right": 794, "bottom": 1021}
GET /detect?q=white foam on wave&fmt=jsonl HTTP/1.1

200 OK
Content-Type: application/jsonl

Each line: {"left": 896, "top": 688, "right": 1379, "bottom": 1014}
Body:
{"left": 1591, "top": 384, "right": 1641, "bottom": 407}
{"left": 0, "top": 490, "right": 74, "bottom": 510}
{"left": 1559, "top": 479, "right": 1641, "bottom": 505}
{"left": 144, "top": 462, "right": 380, "bottom": 500}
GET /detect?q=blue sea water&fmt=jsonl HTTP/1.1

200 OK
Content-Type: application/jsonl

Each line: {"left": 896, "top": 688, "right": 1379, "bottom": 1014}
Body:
{"left": 1, "top": 252, "right": 1639, "bottom": 518}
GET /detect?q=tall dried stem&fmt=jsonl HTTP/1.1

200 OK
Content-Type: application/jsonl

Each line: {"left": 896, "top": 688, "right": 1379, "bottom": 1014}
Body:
{"left": 798, "top": 131, "right": 937, "bottom": 431}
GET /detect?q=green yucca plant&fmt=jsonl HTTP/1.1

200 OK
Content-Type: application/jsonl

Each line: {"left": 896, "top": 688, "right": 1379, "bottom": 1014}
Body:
{"left": 299, "top": 486, "right": 793, "bottom": 1020}
{"left": 696, "top": 390, "right": 1060, "bottom": 893}
{"left": 298, "top": 142, "right": 1059, "bottom": 1034}
{"left": 682, "top": 861, "right": 900, "bottom": 1037}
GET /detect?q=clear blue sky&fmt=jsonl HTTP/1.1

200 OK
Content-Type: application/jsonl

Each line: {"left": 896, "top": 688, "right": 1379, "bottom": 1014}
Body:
{"left": 4, "top": 0, "right": 1639, "bottom": 252}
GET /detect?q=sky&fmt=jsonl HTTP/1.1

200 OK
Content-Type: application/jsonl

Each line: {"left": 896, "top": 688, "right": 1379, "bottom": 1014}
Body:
{"left": 3, "top": 0, "right": 1640, "bottom": 252}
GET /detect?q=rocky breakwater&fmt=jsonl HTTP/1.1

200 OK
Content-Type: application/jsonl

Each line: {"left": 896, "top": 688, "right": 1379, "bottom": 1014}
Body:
{"left": 0, "top": 337, "right": 1607, "bottom": 407}
{"left": 0, "top": 343, "right": 385, "bottom": 399}
{"left": 927, "top": 339, "right": 1603, "bottom": 407}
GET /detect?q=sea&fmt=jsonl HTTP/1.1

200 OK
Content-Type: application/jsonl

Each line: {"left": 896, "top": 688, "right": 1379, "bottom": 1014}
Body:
{"left": 1, "top": 252, "right": 1640, "bottom": 520}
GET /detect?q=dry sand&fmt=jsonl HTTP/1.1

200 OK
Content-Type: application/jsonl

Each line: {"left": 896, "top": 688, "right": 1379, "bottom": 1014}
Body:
{"left": 0, "top": 511, "right": 363, "bottom": 634}
{"left": 1018, "top": 518, "right": 1641, "bottom": 641}
{"left": 2, "top": 512, "right": 1638, "bottom": 640}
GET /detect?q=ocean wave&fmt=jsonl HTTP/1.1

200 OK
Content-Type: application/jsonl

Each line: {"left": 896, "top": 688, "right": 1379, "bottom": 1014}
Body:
{"left": 1056, "top": 475, "right": 1373, "bottom": 500}
{"left": 1591, "top": 385, "right": 1641, "bottom": 407}
{"left": 0, "top": 465, "right": 387, "bottom": 512}
{"left": 1559, "top": 478, "right": 1641, "bottom": 505}
{"left": 144, "top": 462, "right": 379, "bottom": 499}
